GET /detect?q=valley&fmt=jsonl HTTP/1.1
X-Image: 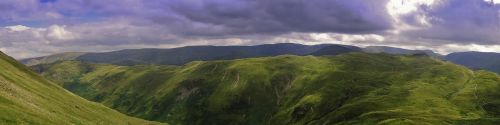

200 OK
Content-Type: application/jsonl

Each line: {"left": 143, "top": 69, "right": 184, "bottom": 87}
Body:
{"left": 33, "top": 52, "right": 500, "bottom": 124}
{"left": 4, "top": 1, "right": 500, "bottom": 124}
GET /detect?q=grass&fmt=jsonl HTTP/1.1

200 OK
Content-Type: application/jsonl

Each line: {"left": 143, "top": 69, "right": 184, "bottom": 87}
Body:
{"left": 36, "top": 52, "right": 500, "bottom": 125}
{"left": 0, "top": 51, "right": 165, "bottom": 125}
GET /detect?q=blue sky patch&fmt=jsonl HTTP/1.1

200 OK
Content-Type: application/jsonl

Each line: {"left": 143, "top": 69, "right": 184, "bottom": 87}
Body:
{"left": 40, "top": 0, "right": 57, "bottom": 3}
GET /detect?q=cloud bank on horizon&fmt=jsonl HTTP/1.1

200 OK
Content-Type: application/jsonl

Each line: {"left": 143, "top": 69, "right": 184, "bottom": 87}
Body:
{"left": 1, "top": 0, "right": 500, "bottom": 58}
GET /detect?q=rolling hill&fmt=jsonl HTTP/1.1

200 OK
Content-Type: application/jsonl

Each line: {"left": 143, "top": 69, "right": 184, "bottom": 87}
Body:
{"left": 309, "top": 45, "right": 361, "bottom": 56}
{"left": 0, "top": 51, "right": 164, "bottom": 124}
{"left": 362, "top": 46, "right": 442, "bottom": 57}
{"left": 34, "top": 52, "right": 500, "bottom": 124}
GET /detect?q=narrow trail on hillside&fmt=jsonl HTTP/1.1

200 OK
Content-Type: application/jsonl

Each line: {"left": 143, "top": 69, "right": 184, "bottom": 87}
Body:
{"left": 470, "top": 72, "right": 484, "bottom": 110}
{"left": 470, "top": 72, "right": 479, "bottom": 101}
{"left": 233, "top": 73, "right": 240, "bottom": 88}
{"left": 221, "top": 71, "right": 227, "bottom": 81}
{"left": 211, "top": 64, "right": 218, "bottom": 73}
{"left": 474, "top": 83, "right": 478, "bottom": 100}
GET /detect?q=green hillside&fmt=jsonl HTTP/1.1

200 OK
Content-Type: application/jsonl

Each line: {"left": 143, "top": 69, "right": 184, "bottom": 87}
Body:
{"left": 0, "top": 51, "right": 165, "bottom": 124}
{"left": 21, "top": 52, "right": 86, "bottom": 66}
{"left": 35, "top": 53, "right": 500, "bottom": 124}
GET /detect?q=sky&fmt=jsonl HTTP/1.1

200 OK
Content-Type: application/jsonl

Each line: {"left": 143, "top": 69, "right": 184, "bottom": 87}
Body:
{"left": 1, "top": 0, "right": 500, "bottom": 59}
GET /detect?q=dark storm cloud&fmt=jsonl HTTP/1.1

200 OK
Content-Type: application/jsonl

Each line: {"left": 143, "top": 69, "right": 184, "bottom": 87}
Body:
{"left": 0, "top": 0, "right": 395, "bottom": 36}
{"left": 3, "top": 0, "right": 500, "bottom": 58}
{"left": 165, "top": 0, "right": 393, "bottom": 35}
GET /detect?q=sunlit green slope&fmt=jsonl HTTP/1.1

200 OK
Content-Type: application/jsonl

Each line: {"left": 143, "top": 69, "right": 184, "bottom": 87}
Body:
{"left": 0, "top": 51, "right": 164, "bottom": 125}
{"left": 36, "top": 53, "right": 500, "bottom": 125}
{"left": 21, "top": 52, "right": 86, "bottom": 66}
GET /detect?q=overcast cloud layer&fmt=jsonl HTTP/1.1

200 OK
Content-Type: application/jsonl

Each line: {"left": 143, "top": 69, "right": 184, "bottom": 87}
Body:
{"left": 1, "top": 0, "right": 500, "bottom": 58}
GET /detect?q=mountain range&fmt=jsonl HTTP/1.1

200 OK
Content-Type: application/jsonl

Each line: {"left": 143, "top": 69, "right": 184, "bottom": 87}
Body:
{"left": 21, "top": 43, "right": 439, "bottom": 66}
{"left": 445, "top": 52, "right": 500, "bottom": 73}
{"left": 33, "top": 52, "right": 500, "bottom": 124}
{"left": 26, "top": 43, "right": 500, "bottom": 73}
{"left": 363, "top": 46, "right": 442, "bottom": 57}
{"left": 6, "top": 42, "right": 500, "bottom": 124}
{"left": 25, "top": 43, "right": 500, "bottom": 75}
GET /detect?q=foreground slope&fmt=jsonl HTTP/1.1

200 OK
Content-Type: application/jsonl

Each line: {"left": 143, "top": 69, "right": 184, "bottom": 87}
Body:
{"left": 35, "top": 53, "right": 500, "bottom": 124}
{"left": 0, "top": 52, "right": 164, "bottom": 124}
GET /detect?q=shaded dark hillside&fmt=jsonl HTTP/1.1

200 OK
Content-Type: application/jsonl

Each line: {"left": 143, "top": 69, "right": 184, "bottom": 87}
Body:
{"left": 21, "top": 43, "right": 361, "bottom": 66}
{"left": 22, "top": 44, "right": 452, "bottom": 67}
{"left": 0, "top": 51, "right": 164, "bottom": 124}
{"left": 76, "top": 43, "right": 356, "bottom": 65}
{"left": 309, "top": 45, "right": 361, "bottom": 56}
{"left": 363, "top": 46, "right": 442, "bottom": 57}
{"left": 35, "top": 53, "right": 500, "bottom": 125}
{"left": 445, "top": 52, "right": 500, "bottom": 73}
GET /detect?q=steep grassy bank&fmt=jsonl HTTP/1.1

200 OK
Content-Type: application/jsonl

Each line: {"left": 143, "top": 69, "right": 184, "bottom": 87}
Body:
{"left": 0, "top": 51, "right": 164, "bottom": 125}
{"left": 36, "top": 53, "right": 500, "bottom": 124}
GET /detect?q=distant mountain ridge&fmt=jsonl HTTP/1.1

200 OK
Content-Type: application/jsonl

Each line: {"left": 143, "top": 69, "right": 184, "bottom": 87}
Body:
{"left": 362, "top": 46, "right": 442, "bottom": 57}
{"left": 21, "top": 43, "right": 443, "bottom": 66}
{"left": 33, "top": 43, "right": 500, "bottom": 75}
{"left": 21, "top": 43, "right": 357, "bottom": 66}
{"left": 76, "top": 43, "right": 344, "bottom": 65}
{"left": 309, "top": 44, "right": 361, "bottom": 56}
{"left": 445, "top": 51, "right": 500, "bottom": 73}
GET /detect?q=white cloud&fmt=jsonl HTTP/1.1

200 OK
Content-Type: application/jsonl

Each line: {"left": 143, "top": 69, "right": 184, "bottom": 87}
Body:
{"left": 46, "top": 25, "right": 76, "bottom": 41}
{"left": 484, "top": 0, "right": 500, "bottom": 4}
{"left": 308, "top": 33, "right": 385, "bottom": 43}
{"left": 5, "top": 25, "right": 31, "bottom": 32}
{"left": 436, "top": 44, "right": 500, "bottom": 54}
{"left": 386, "top": 0, "right": 442, "bottom": 32}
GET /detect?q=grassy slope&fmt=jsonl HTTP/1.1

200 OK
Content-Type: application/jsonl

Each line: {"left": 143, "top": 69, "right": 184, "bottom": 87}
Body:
{"left": 36, "top": 53, "right": 500, "bottom": 125}
{"left": 0, "top": 52, "right": 165, "bottom": 125}
{"left": 21, "top": 52, "right": 86, "bottom": 66}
